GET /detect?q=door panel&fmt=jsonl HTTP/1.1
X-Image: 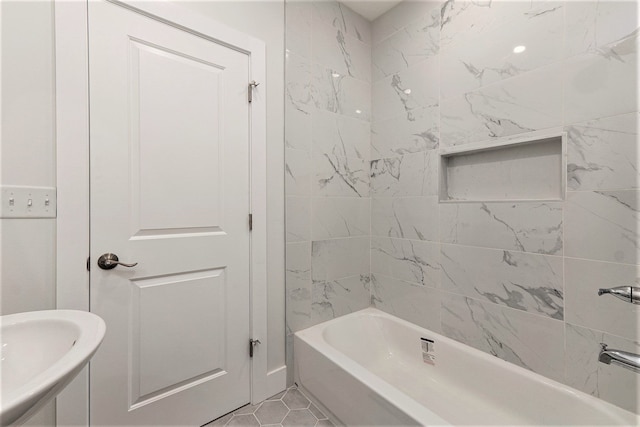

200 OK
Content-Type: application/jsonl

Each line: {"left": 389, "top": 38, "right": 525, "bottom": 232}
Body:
{"left": 88, "top": 1, "right": 251, "bottom": 425}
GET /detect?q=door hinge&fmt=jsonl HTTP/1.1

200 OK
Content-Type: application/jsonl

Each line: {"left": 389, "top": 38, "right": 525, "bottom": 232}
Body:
{"left": 248, "top": 80, "right": 260, "bottom": 103}
{"left": 249, "top": 213, "right": 253, "bottom": 231}
{"left": 86, "top": 256, "right": 91, "bottom": 271}
{"left": 249, "top": 338, "right": 261, "bottom": 358}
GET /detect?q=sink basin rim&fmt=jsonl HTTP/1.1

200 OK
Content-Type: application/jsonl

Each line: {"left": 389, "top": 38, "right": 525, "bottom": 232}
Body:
{"left": 0, "top": 310, "right": 106, "bottom": 419}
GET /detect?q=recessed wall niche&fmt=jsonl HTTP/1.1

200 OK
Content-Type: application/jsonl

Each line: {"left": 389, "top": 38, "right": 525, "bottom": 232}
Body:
{"left": 439, "top": 133, "right": 566, "bottom": 202}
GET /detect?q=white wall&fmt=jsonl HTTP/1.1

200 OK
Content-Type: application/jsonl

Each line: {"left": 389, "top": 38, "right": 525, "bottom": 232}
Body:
{"left": 170, "top": 0, "right": 287, "bottom": 377}
{"left": 0, "top": 1, "right": 57, "bottom": 425}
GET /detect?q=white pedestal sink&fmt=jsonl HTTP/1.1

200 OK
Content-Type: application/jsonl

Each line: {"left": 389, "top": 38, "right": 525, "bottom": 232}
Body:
{"left": 0, "top": 310, "right": 106, "bottom": 426}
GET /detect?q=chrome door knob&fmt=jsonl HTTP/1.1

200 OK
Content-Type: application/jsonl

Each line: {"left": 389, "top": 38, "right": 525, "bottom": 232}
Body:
{"left": 97, "top": 253, "right": 138, "bottom": 270}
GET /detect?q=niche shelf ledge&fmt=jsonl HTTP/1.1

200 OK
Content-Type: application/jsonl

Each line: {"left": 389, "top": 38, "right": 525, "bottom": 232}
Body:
{"left": 438, "top": 132, "right": 567, "bottom": 203}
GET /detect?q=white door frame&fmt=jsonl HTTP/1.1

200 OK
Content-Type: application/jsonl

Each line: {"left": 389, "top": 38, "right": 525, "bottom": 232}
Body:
{"left": 55, "top": 1, "right": 269, "bottom": 424}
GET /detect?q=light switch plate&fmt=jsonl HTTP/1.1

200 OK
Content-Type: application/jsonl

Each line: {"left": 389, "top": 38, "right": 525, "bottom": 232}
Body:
{"left": 1, "top": 186, "right": 57, "bottom": 218}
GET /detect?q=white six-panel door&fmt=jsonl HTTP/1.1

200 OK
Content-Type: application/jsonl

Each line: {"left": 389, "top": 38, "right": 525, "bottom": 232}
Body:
{"left": 88, "top": 1, "right": 251, "bottom": 425}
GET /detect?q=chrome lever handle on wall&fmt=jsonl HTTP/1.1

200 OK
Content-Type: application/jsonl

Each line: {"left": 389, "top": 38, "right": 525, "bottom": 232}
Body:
{"left": 97, "top": 253, "right": 138, "bottom": 270}
{"left": 597, "top": 286, "right": 640, "bottom": 305}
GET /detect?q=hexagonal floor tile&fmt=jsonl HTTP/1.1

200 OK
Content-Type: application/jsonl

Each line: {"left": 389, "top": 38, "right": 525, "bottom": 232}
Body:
{"left": 282, "top": 388, "right": 310, "bottom": 410}
{"left": 226, "top": 414, "right": 260, "bottom": 427}
{"left": 282, "top": 409, "right": 317, "bottom": 427}
{"left": 254, "top": 400, "right": 289, "bottom": 425}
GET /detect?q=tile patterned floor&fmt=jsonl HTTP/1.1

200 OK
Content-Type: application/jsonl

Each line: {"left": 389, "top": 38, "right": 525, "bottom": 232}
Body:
{"left": 204, "top": 386, "right": 334, "bottom": 427}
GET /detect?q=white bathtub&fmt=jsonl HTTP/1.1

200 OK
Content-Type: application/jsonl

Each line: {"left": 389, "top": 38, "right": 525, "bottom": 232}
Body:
{"left": 294, "top": 308, "right": 639, "bottom": 426}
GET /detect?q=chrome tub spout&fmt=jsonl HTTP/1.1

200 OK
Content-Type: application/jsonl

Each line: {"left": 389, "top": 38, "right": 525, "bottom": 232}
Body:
{"left": 598, "top": 344, "right": 640, "bottom": 374}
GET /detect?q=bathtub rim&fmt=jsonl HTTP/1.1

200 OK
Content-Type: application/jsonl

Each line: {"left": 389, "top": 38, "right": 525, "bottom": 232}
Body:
{"left": 294, "top": 307, "right": 639, "bottom": 425}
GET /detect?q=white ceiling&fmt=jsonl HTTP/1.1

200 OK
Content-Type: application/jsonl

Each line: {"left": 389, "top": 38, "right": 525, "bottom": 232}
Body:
{"left": 340, "top": 0, "right": 403, "bottom": 21}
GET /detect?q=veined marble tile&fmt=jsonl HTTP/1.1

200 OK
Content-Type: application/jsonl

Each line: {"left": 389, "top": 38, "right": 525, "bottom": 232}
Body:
{"left": 286, "top": 197, "right": 311, "bottom": 242}
{"left": 565, "top": 323, "right": 640, "bottom": 414}
{"left": 564, "top": 34, "right": 638, "bottom": 125}
{"left": 565, "top": 258, "right": 640, "bottom": 342}
{"left": 440, "top": 63, "right": 563, "bottom": 147}
{"left": 312, "top": 109, "right": 370, "bottom": 161}
{"left": 441, "top": 293, "right": 565, "bottom": 382}
{"left": 285, "top": 148, "right": 311, "bottom": 197}
{"left": 372, "top": 56, "right": 439, "bottom": 122}
{"left": 285, "top": 101, "right": 311, "bottom": 151}
{"left": 565, "top": 0, "right": 640, "bottom": 58}
{"left": 313, "top": 153, "right": 369, "bottom": 197}
{"left": 286, "top": 52, "right": 312, "bottom": 114}
{"left": 440, "top": 0, "right": 551, "bottom": 52}
{"left": 311, "top": 197, "right": 370, "bottom": 240}
{"left": 371, "top": 196, "right": 438, "bottom": 241}
{"left": 371, "top": 273, "right": 441, "bottom": 332}
{"left": 286, "top": 0, "right": 312, "bottom": 38}
{"left": 311, "top": 237, "right": 370, "bottom": 282}
{"left": 372, "top": 0, "right": 440, "bottom": 45}
{"left": 567, "top": 112, "right": 639, "bottom": 191}
{"left": 439, "top": 202, "right": 563, "bottom": 255}
{"left": 371, "top": 105, "right": 439, "bottom": 160}
{"left": 312, "top": 16, "right": 371, "bottom": 83}
{"left": 370, "top": 151, "right": 438, "bottom": 197}
{"left": 286, "top": 242, "right": 312, "bottom": 333}
{"left": 565, "top": 190, "right": 639, "bottom": 264}
{"left": 372, "top": 7, "right": 439, "bottom": 81}
{"left": 312, "top": 0, "right": 371, "bottom": 45}
{"left": 440, "top": 244, "right": 564, "bottom": 320}
{"left": 440, "top": 2, "right": 564, "bottom": 99}
{"left": 286, "top": 29, "right": 311, "bottom": 61}
{"left": 311, "top": 63, "right": 371, "bottom": 121}
{"left": 311, "top": 274, "right": 371, "bottom": 324}
{"left": 370, "top": 237, "right": 440, "bottom": 288}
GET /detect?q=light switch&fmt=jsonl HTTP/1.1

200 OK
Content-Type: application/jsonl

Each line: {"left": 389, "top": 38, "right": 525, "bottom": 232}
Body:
{"left": 1, "top": 186, "right": 57, "bottom": 218}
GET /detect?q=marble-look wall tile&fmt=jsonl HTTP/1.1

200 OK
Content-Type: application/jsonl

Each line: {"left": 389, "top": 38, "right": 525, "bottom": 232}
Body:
{"left": 372, "top": 0, "right": 440, "bottom": 45}
{"left": 370, "top": 151, "right": 438, "bottom": 197}
{"left": 372, "top": 57, "right": 439, "bottom": 122}
{"left": 567, "top": 112, "right": 639, "bottom": 191}
{"left": 311, "top": 63, "right": 371, "bottom": 121}
{"left": 372, "top": 7, "right": 439, "bottom": 81}
{"left": 370, "top": 237, "right": 439, "bottom": 288}
{"left": 311, "top": 275, "right": 371, "bottom": 324}
{"left": 371, "top": 196, "right": 438, "bottom": 241}
{"left": 285, "top": 148, "right": 311, "bottom": 197}
{"left": 313, "top": 0, "right": 371, "bottom": 45}
{"left": 565, "top": 190, "right": 639, "bottom": 264}
{"left": 371, "top": 273, "right": 441, "bottom": 332}
{"left": 286, "top": 197, "right": 310, "bottom": 242}
{"left": 311, "top": 197, "right": 370, "bottom": 240}
{"left": 440, "top": 2, "right": 564, "bottom": 99}
{"left": 441, "top": 293, "right": 565, "bottom": 382}
{"left": 286, "top": 52, "right": 312, "bottom": 114}
{"left": 564, "top": 0, "right": 640, "bottom": 58}
{"left": 440, "top": 244, "right": 564, "bottom": 320}
{"left": 440, "top": 63, "right": 563, "bottom": 147}
{"left": 564, "top": 34, "right": 638, "bottom": 125}
{"left": 565, "top": 323, "right": 640, "bottom": 414}
{"left": 311, "top": 237, "right": 370, "bottom": 282}
{"left": 371, "top": 105, "right": 439, "bottom": 160}
{"left": 286, "top": 242, "right": 312, "bottom": 333}
{"left": 440, "top": 0, "right": 549, "bottom": 52}
{"left": 285, "top": 102, "right": 311, "bottom": 151}
{"left": 312, "top": 109, "right": 370, "bottom": 161}
{"left": 313, "top": 153, "right": 369, "bottom": 197}
{"left": 286, "top": 0, "right": 312, "bottom": 38}
{"left": 439, "top": 202, "right": 563, "bottom": 255}
{"left": 312, "top": 16, "right": 371, "bottom": 82}
{"left": 565, "top": 258, "right": 640, "bottom": 342}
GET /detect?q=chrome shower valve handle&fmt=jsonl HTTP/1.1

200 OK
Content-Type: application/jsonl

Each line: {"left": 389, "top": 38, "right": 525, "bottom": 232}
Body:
{"left": 597, "top": 286, "right": 640, "bottom": 305}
